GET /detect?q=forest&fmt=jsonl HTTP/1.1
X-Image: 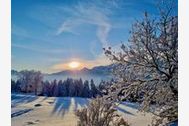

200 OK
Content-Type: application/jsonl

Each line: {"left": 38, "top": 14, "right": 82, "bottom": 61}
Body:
{"left": 11, "top": 73, "right": 106, "bottom": 98}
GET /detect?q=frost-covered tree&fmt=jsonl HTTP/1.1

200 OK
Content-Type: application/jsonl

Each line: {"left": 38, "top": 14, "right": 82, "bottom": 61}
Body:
{"left": 11, "top": 79, "right": 16, "bottom": 92}
{"left": 75, "top": 78, "right": 84, "bottom": 97}
{"left": 33, "top": 71, "right": 43, "bottom": 95}
{"left": 11, "top": 79, "right": 21, "bottom": 92}
{"left": 63, "top": 79, "right": 69, "bottom": 96}
{"left": 104, "top": 1, "right": 177, "bottom": 125}
{"left": 39, "top": 78, "right": 102, "bottom": 98}
{"left": 76, "top": 97, "right": 129, "bottom": 126}
{"left": 53, "top": 80, "right": 59, "bottom": 97}
{"left": 82, "top": 80, "right": 91, "bottom": 97}
{"left": 68, "top": 78, "right": 76, "bottom": 96}
{"left": 78, "top": 78, "right": 84, "bottom": 96}
{"left": 41, "top": 80, "right": 51, "bottom": 96}
{"left": 90, "top": 79, "right": 99, "bottom": 98}
{"left": 57, "top": 80, "right": 64, "bottom": 96}
{"left": 98, "top": 79, "right": 117, "bottom": 96}
{"left": 19, "top": 70, "right": 43, "bottom": 95}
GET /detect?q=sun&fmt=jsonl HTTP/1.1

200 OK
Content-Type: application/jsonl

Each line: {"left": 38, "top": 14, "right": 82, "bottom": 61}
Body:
{"left": 68, "top": 61, "right": 80, "bottom": 69}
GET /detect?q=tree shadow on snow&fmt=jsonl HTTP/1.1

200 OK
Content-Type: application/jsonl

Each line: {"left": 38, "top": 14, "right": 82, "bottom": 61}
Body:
{"left": 120, "top": 102, "right": 140, "bottom": 110}
{"left": 117, "top": 107, "right": 135, "bottom": 116}
{"left": 11, "top": 108, "right": 33, "bottom": 118}
{"left": 11, "top": 94, "right": 38, "bottom": 107}
{"left": 74, "top": 98, "right": 89, "bottom": 111}
{"left": 51, "top": 97, "right": 89, "bottom": 117}
{"left": 51, "top": 97, "right": 72, "bottom": 117}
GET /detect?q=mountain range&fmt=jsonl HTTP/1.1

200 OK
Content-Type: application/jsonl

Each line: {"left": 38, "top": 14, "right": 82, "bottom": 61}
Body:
{"left": 49, "top": 64, "right": 114, "bottom": 75}
{"left": 11, "top": 64, "right": 115, "bottom": 76}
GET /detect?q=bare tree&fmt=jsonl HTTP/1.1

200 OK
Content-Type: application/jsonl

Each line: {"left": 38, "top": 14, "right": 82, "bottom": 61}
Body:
{"left": 104, "top": 1, "right": 177, "bottom": 125}
{"left": 76, "top": 97, "right": 129, "bottom": 126}
{"left": 19, "top": 70, "right": 43, "bottom": 95}
{"left": 33, "top": 71, "right": 43, "bottom": 95}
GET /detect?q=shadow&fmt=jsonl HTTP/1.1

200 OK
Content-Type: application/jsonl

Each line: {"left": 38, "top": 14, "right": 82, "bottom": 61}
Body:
{"left": 11, "top": 108, "right": 33, "bottom": 118}
{"left": 51, "top": 97, "right": 89, "bottom": 117}
{"left": 11, "top": 94, "right": 38, "bottom": 107}
{"left": 168, "top": 121, "right": 178, "bottom": 126}
{"left": 120, "top": 102, "right": 139, "bottom": 110}
{"left": 73, "top": 97, "right": 89, "bottom": 111}
{"left": 51, "top": 97, "right": 72, "bottom": 117}
{"left": 117, "top": 107, "right": 135, "bottom": 116}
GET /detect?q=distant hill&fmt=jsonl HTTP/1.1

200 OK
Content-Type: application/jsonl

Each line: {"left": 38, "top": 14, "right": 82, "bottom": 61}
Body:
{"left": 11, "top": 64, "right": 115, "bottom": 76}
{"left": 50, "top": 64, "right": 115, "bottom": 76}
{"left": 11, "top": 64, "right": 116, "bottom": 83}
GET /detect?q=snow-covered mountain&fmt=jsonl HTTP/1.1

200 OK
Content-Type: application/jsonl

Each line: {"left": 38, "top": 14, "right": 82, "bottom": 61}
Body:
{"left": 11, "top": 64, "right": 115, "bottom": 76}
{"left": 49, "top": 64, "right": 115, "bottom": 76}
{"left": 11, "top": 64, "right": 115, "bottom": 84}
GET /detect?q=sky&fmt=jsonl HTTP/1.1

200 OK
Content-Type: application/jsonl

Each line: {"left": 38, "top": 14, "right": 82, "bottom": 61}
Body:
{"left": 11, "top": 0, "right": 178, "bottom": 73}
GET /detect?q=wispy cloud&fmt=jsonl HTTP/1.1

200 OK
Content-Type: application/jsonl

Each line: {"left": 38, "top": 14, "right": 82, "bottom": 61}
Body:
{"left": 96, "top": 23, "right": 110, "bottom": 47}
{"left": 56, "top": 19, "right": 81, "bottom": 35}
{"left": 55, "top": 1, "right": 113, "bottom": 48}
{"left": 54, "top": 1, "right": 118, "bottom": 68}
{"left": 12, "top": 0, "right": 174, "bottom": 73}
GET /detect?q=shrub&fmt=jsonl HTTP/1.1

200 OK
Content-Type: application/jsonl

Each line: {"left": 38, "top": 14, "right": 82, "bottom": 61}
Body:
{"left": 75, "top": 97, "right": 129, "bottom": 126}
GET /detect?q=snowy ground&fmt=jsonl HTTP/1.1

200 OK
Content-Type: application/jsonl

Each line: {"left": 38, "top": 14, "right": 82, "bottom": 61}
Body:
{"left": 11, "top": 94, "right": 154, "bottom": 126}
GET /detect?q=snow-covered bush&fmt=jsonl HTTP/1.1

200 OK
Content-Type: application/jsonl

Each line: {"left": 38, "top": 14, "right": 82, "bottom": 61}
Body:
{"left": 76, "top": 97, "right": 129, "bottom": 126}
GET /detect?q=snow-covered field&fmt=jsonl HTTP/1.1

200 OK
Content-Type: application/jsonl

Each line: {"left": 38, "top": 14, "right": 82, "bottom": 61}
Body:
{"left": 11, "top": 94, "right": 154, "bottom": 126}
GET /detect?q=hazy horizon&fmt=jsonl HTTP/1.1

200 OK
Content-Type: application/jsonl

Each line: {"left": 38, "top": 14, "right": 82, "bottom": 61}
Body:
{"left": 12, "top": 63, "right": 113, "bottom": 74}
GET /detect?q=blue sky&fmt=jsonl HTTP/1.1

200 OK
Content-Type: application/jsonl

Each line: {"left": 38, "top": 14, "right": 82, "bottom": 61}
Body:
{"left": 12, "top": 0, "right": 177, "bottom": 73}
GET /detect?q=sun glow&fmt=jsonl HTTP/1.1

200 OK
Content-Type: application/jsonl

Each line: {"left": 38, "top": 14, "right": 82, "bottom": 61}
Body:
{"left": 68, "top": 61, "right": 80, "bottom": 69}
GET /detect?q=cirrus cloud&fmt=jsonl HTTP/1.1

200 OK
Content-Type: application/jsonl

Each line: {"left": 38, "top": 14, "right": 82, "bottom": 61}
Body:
{"left": 56, "top": 1, "right": 113, "bottom": 48}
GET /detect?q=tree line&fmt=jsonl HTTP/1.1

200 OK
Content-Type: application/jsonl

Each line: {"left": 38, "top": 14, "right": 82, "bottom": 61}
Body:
{"left": 11, "top": 70, "right": 104, "bottom": 98}
{"left": 40, "top": 78, "right": 101, "bottom": 97}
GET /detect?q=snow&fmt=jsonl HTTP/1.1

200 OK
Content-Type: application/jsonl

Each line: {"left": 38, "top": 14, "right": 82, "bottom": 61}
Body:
{"left": 11, "top": 94, "right": 154, "bottom": 126}
{"left": 12, "top": 94, "right": 89, "bottom": 126}
{"left": 117, "top": 102, "right": 154, "bottom": 126}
